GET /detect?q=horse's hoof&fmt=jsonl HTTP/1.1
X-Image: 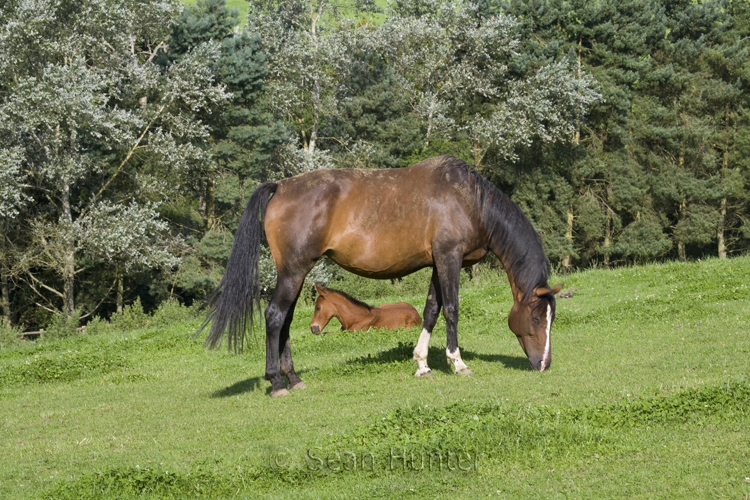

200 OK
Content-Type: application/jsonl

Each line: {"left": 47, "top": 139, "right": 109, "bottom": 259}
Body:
{"left": 455, "top": 367, "right": 474, "bottom": 376}
{"left": 288, "top": 381, "right": 307, "bottom": 390}
{"left": 415, "top": 369, "right": 433, "bottom": 378}
{"left": 270, "top": 388, "right": 291, "bottom": 397}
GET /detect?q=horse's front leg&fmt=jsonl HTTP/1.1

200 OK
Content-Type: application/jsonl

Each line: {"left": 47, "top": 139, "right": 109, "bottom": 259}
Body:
{"left": 435, "top": 253, "right": 472, "bottom": 376}
{"left": 413, "top": 268, "right": 442, "bottom": 377}
{"left": 265, "top": 273, "right": 306, "bottom": 397}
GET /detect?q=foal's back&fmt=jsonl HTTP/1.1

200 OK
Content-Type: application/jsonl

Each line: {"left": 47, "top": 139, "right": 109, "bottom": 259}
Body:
{"left": 371, "top": 303, "right": 422, "bottom": 330}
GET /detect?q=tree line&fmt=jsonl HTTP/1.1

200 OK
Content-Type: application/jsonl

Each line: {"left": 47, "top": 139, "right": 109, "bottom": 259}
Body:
{"left": 0, "top": 0, "right": 748, "bottom": 330}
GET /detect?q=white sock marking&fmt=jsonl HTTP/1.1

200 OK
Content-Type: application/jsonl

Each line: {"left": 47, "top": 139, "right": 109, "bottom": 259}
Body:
{"left": 446, "top": 347, "right": 469, "bottom": 372}
{"left": 414, "top": 328, "right": 432, "bottom": 376}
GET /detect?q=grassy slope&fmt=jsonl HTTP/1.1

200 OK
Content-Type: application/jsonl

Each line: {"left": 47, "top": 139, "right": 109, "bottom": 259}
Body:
{"left": 0, "top": 256, "right": 749, "bottom": 498}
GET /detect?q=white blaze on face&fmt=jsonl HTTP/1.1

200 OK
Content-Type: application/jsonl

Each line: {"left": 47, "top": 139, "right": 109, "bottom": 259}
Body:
{"left": 540, "top": 304, "right": 552, "bottom": 371}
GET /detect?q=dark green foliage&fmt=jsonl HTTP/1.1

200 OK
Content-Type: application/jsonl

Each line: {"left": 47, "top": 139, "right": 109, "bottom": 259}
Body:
{"left": 323, "top": 49, "right": 423, "bottom": 168}
{"left": 496, "top": 0, "right": 750, "bottom": 267}
{"left": 168, "top": 0, "right": 240, "bottom": 56}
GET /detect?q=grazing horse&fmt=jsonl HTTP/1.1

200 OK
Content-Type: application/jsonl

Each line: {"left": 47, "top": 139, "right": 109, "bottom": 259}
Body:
{"left": 201, "top": 155, "right": 562, "bottom": 397}
{"left": 310, "top": 283, "right": 422, "bottom": 334}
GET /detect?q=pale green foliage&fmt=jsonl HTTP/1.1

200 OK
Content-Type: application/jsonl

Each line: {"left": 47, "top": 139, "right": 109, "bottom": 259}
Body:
{"left": 246, "top": 0, "right": 358, "bottom": 157}
{"left": 377, "top": 0, "right": 518, "bottom": 129}
{"left": 0, "top": 0, "right": 231, "bottom": 318}
{"left": 468, "top": 61, "right": 601, "bottom": 162}
{"left": 0, "top": 147, "right": 28, "bottom": 219}
{"left": 248, "top": 0, "right": 599, "bottom": 171}
{"left": 75, "top": 201, "right": 181, "bottom": 270}
{"left": 371, "top": 0, "right": 600, "bottom": 162}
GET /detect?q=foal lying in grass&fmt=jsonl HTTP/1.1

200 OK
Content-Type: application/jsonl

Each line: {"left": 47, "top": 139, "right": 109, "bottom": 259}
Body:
{"left": 310, "top": 284, "right": 422, "bottom": 333}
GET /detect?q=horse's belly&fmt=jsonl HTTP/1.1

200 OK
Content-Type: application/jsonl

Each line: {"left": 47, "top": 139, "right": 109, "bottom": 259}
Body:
{"left": 324, "top": 233, "right": 433, "bottom": 278}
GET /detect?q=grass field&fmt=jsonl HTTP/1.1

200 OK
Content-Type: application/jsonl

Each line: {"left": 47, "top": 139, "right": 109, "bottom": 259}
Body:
{"left": 1, "top": 256, "right": 749, "bottom": 499}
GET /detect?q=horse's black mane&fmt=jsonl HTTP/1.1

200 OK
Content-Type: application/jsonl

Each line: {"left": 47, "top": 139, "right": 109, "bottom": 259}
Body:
{"left": 317, "top": 285, "right": 373, "bottom": 311}
{"left": 438, "top": 155, "right": 551, "bottom": 304}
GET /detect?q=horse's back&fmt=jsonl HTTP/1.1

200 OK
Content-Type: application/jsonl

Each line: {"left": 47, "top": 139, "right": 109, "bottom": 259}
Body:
{"left": 263, "top": 156, "right": 485, "bottom": 278}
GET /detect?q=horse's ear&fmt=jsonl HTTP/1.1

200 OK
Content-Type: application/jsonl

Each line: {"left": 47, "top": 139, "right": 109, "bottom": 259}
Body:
{"left": 314, "top": 283, "right": 325, "bottom": 295}
{"left": 534, "top": 283, "right": 564, "bottom": 297}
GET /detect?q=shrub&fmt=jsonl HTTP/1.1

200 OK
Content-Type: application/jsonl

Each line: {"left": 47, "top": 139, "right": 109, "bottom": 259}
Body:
{"left": 45, "top": 309, "right": 81, "bottom": 339}
{"left": 83, "top": 315, "right": 109, "bottom": 335}
{"left": 0, "top": 321, "right": 23, "bottom": 349}
{"left": 151, "top": 299, "right": 198, "bottom": 327}
{"left": 109, "top": 297, "right": 149, "bottom": 331}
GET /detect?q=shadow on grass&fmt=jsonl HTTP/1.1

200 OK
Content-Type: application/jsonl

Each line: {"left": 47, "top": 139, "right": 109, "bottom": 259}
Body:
{"left": 343, "top": 342, "right": 530, "bottom": 373}
{"left": 211, "top": 369, "right": 315, "bottom": 398}
{"left": 211, "top": 376, "right": 265, "bottom": 398}
{"left": 461, "top": 350, "right": 530, "bottom": 370}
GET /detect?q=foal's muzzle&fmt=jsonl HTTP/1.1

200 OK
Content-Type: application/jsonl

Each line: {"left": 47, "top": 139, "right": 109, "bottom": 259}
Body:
{"left": 310, "top": 325, "right": 321, "bottom": 335}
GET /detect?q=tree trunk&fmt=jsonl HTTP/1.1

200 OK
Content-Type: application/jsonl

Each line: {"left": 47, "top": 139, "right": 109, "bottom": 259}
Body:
{"left": 62, "top": 181, "right": 75, "bottom": 317}
{"left": 574, "top": 37, "right": 582, "bottom": 145}
{"left": 562, "top": 203, "right": 574, "bottom": 274}
{"left": 206, "top": 179, "right": 216, "bottom": 230}
{"left": 677, "top": 199, "right": 687, "bottom": 262}
{"left": 718, "top": 109, "right": 729, "bottom": 260}
{"left": 0, "top": 218, "right": 10, "bottom": 327}
{"left": 1, "top": 271, "right": 10, "bottom": 328}
{"left": 116, "top": 272, "right": 124, "bottom": 314}
{"left": 603, "top": 207, "right": 612, "bottom": 268}
{"left": 717, "top": 197, "right": 727, "bottom": 259}
{"left": 307, "top": 6, "right": 322, "bottom": 155}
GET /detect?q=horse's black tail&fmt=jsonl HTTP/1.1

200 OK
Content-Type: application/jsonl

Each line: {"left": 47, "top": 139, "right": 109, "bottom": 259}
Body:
{"left": 199, "top": 182, "right": 279, "bottom": 352}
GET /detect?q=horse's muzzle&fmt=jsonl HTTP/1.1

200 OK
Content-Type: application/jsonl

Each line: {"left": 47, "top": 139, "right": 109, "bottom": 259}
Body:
{"left": 530, "top": 356, "right": 551, "bottom": 371}
{"left": 310, "top": 325, "right": 321, "bottom": 335}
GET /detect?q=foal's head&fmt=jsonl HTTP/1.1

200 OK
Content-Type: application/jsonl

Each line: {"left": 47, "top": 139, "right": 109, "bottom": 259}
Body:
{"left": 508, "top": 284, "right": 563, "bottom": 371}
{"left": 310, "top": 284, "right": 336, "bottom": 334}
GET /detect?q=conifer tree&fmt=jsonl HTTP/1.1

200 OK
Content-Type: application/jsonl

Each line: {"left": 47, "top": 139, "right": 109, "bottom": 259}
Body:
{"left": 160, "top": 0, "right": 289, "bottom": 300}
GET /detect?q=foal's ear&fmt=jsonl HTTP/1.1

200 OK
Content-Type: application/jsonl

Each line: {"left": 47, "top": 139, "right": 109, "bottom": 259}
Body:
{"left": 314, "top": 283, "right": 325, "bottom": 295}
{"left": 534, "top": 283, "right": 564, "bottom": 297}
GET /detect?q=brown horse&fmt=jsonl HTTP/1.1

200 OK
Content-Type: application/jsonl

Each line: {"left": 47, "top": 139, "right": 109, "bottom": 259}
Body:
{"left": 310, "top": 283, "right": 422, "bottom": 333}
{"left": 201, "top": 155, "right": 562, "bottom": 397}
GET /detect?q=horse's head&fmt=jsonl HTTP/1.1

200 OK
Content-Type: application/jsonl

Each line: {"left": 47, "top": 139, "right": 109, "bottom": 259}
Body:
{"left": 310, "top": 283, "right": 333, "bottom": 334}
{"left": 508, "top": 283, "right": 563, "bottom": 371}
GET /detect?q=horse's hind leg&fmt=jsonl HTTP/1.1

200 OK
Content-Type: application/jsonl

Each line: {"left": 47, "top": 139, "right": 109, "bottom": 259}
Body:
{"left": 413, "top": 268, "right": 442, "bottom": 377}
{"left": 265, "top": 272, "right": 307, "bottom": 397}
{"left": 279, "top": 296, "right": 306, "bottom": 391}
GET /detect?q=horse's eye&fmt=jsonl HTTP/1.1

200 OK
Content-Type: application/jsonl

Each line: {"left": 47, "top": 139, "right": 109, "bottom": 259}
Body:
{"left": 315, "top": 306, "right": 321, "bottom": 311}
{"left": 532, "top": 316, "right": 541, "bottom": 325}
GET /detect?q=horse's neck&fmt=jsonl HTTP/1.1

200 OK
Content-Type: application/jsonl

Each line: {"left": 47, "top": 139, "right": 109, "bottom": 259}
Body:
{"left": 485, "top": 214, "right": 548, "bottom": 302}
{"left": 334, "top": 298, "right": 373, "bottom": 329}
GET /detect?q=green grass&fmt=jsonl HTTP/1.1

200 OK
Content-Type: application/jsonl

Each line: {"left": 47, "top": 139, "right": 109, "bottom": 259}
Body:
{"left": 1, "top": 256, "right": 750, "bottom": 498}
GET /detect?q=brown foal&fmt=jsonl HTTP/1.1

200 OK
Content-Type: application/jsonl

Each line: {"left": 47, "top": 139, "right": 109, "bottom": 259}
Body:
{"left": 310, "top": 284, "right": 422, "bottom": 333}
